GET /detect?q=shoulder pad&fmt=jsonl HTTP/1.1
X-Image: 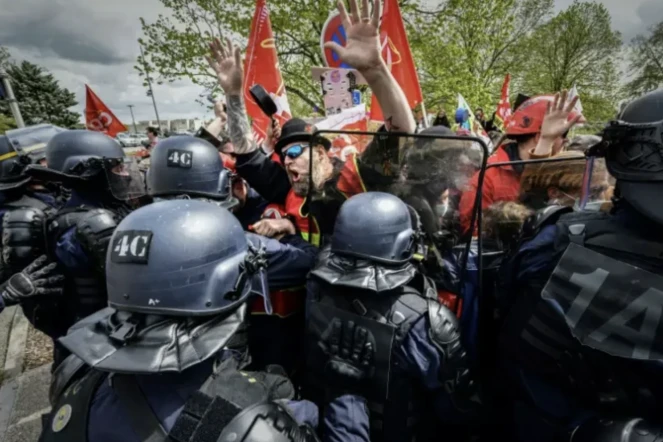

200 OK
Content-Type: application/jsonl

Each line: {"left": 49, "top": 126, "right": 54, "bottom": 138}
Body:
{"left": 2, "top": 207, "right": 47, "bottom": 269}
{"left": 427, "top": 299, "right": 475, "bottom": 397}
{"left": 2, "top": 206, "right": 46, "bottom": 225}
{"left": 75, "top": 209, "right": 119, "bottom": 274}
{"left": 75, "top": 208, "right": 119, "bottom": 234}
{"left": 49, "top": 354, "right": 89, "bottom": 405}
{"left": 427, "top": 298, "right": 463, "bottom": 355}
{"left": 521, "top": 205, "right": 574, "bottom": 241}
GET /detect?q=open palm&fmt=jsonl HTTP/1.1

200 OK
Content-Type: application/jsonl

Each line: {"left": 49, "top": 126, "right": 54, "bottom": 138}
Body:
{"left": 206, "top": 38, "right": 243, "bottom": 95}
{"left": 325, "top": 0, "right": 384, "bottom": 73}
{"left": 540, "top": 90, "right": 583, "bottom": 140}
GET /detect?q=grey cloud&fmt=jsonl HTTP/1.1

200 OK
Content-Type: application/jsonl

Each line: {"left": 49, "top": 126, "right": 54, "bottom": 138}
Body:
{"left": 0, "top": 0, "right": 145, "bottom": 65}
{"left": 636, "top": 0, "right": 663, "bottom": 30}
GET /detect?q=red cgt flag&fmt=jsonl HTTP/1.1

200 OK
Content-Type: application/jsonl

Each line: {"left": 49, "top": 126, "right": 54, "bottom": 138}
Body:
{"left": 243, "top": 0, "right": 291, "bottom": 144}
{"left": 85, "top": 85, "right": 126, "bottom": 137}
{"left": 495, "top": 73, "right": 512, "bottom": 130}
{"left": 370, "top": 0, "right": 423, "bottom": 122}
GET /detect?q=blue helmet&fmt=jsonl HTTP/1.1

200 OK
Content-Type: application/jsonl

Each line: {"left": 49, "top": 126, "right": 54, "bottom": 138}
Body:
{"left": 331, "top": 192, "right": 416, "bottom": 265}
{"left": 106, "top": 199, "right": 266, "bottom": 316}
{"left": 147, "top": 136, "right": 237, "bottom": 208}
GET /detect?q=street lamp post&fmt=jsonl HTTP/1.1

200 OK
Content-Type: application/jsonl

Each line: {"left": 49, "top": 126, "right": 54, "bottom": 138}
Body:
{"left": 0, "top": 67, "right": 25, "bottom": 128}
{"left": 138, "top": 44, "right": 162, "bottom": 131}
{"left": 127, "top": 104, "right": 138, "bottom": 133}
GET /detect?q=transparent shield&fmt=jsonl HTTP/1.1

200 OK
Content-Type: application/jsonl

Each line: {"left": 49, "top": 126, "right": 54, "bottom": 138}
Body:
{"left": 304, "top": 129, "right": 489, "bottom": 286}
{"left": 104, "top": 157, "right": 147, "bottom": 201}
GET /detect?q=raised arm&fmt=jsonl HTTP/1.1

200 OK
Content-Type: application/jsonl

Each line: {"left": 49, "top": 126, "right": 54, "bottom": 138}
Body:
{"left": 324, "top": 0, "right": 415, "bottom": 133}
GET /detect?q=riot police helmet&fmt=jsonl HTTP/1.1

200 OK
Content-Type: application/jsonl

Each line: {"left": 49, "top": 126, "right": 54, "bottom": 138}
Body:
{"left": 598, "top": 88, "right": 663, "bottom": 223}
{"left": 0, "top": 124, "right": 66, "bottom": 191}
{"left": 147, "top": 136, "right": 238, "bottom": 208}
{"left": 58, "top": 199, "right": 269, "bottom": 373}
{"left": 25, "top": 129, "right": 146, "bottom": 201}
{"left": 106, "top": 199, "right": 266, "bottom": 316}
{"left": 44, "top": 129, "right": 125, "bottom": 175}
{"left": 331, "top": 192, "right": 415, "bottom": 265}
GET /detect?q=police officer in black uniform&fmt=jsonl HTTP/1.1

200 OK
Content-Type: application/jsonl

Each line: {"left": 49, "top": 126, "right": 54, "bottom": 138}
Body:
{"left": 305, "top": 191, "right": 478, "bottom": 442}
{"left": 24, "top": 129, "right": 146, "bottom": 367}
{"left": 0, "top": 124, "right": 66, "bottom": 283}
{"left": 42, "top": 200, "right": 370, "bottom": 442}
{"left": 498, "top": 88, "right": 663, "bottom": 441}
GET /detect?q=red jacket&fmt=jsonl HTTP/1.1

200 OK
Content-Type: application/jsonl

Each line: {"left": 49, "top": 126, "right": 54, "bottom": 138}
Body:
{"left": 459, "top": 145, "right": 522, "bottom": 235}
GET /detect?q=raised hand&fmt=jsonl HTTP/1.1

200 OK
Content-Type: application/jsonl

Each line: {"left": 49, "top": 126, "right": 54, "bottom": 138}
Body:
{"left": 206, "top": 38, "right": 243, "bottom": 95}
{"left": 324, "top": 0, "right": 384, "bottom": 73}
{"left": 540, "top": 90, "right": 583, "bottom": 140}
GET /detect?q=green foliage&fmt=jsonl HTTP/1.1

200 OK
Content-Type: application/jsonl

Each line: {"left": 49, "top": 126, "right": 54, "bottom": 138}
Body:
{"left": 513, "top": 1, "right": 623, "bottom": 122}
{"left": 410, "top": 0, "right": 553, "bottom": 113}
{"left": 0, "top": 60, "right": 81, "bottom": 127}
{"left": 0, "top": 113, "right": 17, "bottom": 134}
{"left": 625, "top": 21, "right": 663, "bottom": 98}
{"left": 137, "top": 0, "right": 334, "bottom": 111}
{"left": 0, "top": 47, "right": 10, "bottom": 68}
{"left": 137, "top": 0, "right": 623, "bottom": 123}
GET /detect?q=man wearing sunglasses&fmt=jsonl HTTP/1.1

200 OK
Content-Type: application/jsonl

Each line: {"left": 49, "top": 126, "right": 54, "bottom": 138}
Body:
{"left": 205, "top": 0, "right": 417, "bottom": 245}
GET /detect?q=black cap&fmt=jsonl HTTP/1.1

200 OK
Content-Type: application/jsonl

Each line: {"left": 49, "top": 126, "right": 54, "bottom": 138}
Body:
{"left": 274, "top": 118, "right": 331, "bottom": 155}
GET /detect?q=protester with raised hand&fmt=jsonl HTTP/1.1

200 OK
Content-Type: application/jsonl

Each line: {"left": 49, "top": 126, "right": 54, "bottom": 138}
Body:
{"left": 205, "top": 0, "right": 416, "bottom": 218}
{"left": 458, "top": 90, "right": 584, "bottom": 235}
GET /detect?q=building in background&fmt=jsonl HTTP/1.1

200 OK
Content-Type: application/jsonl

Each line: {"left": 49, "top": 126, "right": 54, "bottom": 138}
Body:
{"left": 134, "top": 118, "right": 203, "bottom": 134}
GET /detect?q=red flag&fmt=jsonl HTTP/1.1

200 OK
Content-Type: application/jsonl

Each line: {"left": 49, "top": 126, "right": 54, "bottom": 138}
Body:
{"left": 370, "top": 0, "right": 423, "bottom": 122}
{"left": 495, "top": 74, "right": 512, "bottom": 130}
{"left": 243, "top": 0, "right": 291, "bottom": 144}
{"left": 85, "top": 85, "right": 126, "bottom": 137}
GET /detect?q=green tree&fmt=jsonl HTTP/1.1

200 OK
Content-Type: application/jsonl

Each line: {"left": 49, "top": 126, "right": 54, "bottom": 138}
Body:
{"left": 137, "top": 0, "right": 336, "bottom": 112}
{"left": 407, "top": 0, "right": 553, "bottom": 113}
{"left": 0, "top": 61, "right": 80, "bottom": 127}
{"left": 514, "top": 1, "right": 623, "bottom": 122}
{"left": 625, "top": 21, "right": 663, "bottom": 98}
{"left": 0, "top": 114, "right": 17, "bottom": 134}
{"left": 0, "top": 46, "right": 9, "bottom": 68}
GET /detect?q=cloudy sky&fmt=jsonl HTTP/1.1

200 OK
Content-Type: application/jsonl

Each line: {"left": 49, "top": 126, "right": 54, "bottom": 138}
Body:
{"left": 1, "top": 0, "right": 662, "bottom": 125}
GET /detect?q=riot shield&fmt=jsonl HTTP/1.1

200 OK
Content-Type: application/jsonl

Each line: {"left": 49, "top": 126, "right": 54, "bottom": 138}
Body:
{"left": 475, "top": 147, "right": 612, "bottom": 384}
{"left": 304, "top": 128, "right": 489, "bottom": 311}
{"left": 5, "top": 124, "right": 66, "bottom": 165}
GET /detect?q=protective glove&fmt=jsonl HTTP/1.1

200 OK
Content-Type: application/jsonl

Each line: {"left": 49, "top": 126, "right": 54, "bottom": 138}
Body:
{"left": 322, "top": 319, "right": 375, "bottom": 393}
{"left": 1, "top": 255, "right": 64, "bottom": 307}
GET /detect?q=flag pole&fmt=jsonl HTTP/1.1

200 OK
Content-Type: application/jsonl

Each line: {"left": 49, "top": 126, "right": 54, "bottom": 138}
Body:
{"left": 0, "top": 67, "right": 25, "bottom": 128}
{"left": 420, "top": 101, "right": 430, "bottom": 128}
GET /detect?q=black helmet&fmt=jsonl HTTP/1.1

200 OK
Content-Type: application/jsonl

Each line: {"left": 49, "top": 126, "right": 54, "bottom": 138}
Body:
{"left": 0, "top": 124, "right": 66, "bottom": 191}
{"left": 598, "top": 88, "right": 663, "bottom": 223}
{"left": 44, "top": 130, "right": 125, "bottom": 175}
{"left": 216, "top": 401, "right": 320, "bottom": 442}
{"left": 25, "top": 130, "right": 146, "bottom": 200}
{"left": 106, "top": 199, "right": 266, "bottom": 316}
{"left": 146, "top": 136, "right": 237, "bottom": 207}
{"left": 331, "top": 192, "right": 415, "bottom": 265}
